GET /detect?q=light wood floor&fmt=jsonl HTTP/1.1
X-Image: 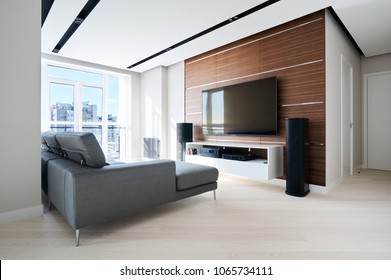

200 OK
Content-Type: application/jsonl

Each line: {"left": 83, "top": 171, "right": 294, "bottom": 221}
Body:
{"left": 0, "top": 169, "right": 390, "bottom": 260}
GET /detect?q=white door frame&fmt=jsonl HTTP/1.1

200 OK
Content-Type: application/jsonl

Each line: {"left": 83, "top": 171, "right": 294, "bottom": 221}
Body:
{"left": 363, "top": 70, "right": 391, "bottom": 169}
{"left": 341, "top": 55, "right": 354, "bottom": 176}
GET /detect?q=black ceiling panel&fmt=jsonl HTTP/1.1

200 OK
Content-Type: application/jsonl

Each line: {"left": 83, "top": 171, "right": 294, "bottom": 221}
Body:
{"left": 42, "top": 0, "right": 55, "bottom": 27}
{"left": 52, "top": 0, "right": 101, "bottom": 53}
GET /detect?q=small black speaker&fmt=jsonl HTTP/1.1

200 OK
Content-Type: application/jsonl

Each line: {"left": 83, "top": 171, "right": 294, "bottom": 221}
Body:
{"left": 177, "top": 123, "right": 193, "bottom": 143}
{"left": 177, "top": 123, "right": 193, "bottom": 161}
{"left": 285, "top": 118, "right": 309, "bottom": 197}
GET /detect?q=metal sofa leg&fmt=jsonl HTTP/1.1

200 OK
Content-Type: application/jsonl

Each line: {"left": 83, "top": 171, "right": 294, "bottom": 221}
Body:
{"left": 76, "top": 229, "right": 80, "bottom": 247}
{"left": 213, "top": 190, "right": 216, "bottom": 200}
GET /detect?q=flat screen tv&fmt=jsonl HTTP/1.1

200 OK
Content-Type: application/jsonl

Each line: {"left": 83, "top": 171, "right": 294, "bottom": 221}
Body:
{"left": 202, "top": 76, "right": 277, "bottom": 136}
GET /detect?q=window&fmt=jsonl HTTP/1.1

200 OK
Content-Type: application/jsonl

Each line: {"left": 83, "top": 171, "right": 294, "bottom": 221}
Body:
{"left": 50, "top": 82, "right": 74, "bottom": 122}
{"left": 42, "top": 63, "right": 130, "bottom": 159}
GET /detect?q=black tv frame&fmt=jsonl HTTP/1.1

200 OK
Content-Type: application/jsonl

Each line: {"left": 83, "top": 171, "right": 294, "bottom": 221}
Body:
{"left": 201, "top": 76, "right": 278, "bottom": 136}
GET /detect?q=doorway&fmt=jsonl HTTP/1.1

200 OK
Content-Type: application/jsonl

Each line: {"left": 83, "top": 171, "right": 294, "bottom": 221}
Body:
{"left": 365, "top": 71, "right": 391, "bottom": 171}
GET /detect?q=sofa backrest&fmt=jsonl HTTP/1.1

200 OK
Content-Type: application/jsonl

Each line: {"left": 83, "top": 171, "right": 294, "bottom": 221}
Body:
{"left": 41, "top": 131, "right": 64, "bottom": 156}
{"left": 41, "top": 131, "right": 106, "bottom": 168}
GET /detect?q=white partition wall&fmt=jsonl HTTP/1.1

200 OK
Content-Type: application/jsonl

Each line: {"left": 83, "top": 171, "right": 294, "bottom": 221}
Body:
{"left": 325, "top": 10, "right": 362, "bottom": 187}
{"left": 0, "top": 0, "right": 43, "bottom": 224}
{"left": 167, "top": 62, "right": 185, "bottom": 160}
{"left": 140, "top": 62, "right": 185, "bottom": 160}
{"left": 140, "top": 66, "right": 167, "bottom": 158}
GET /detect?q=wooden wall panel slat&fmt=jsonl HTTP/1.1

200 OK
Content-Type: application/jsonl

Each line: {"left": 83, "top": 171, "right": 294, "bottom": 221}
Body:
{"left": 277, "top": 63, "right": 325, "bottom": 105}
{"left": 260, "top": 20, "right": 325, "bottom": 71}
{"left": 185, "top": 55, "right": 216, "bottom": 88}
{"left": 307, "top": 146, "right": 326, "bottom": 186}
{"left": 216, "top": 42, "right": 260, "bottom": 81}
{"left": 185, "top": 88, "right": 203, "bottom": 114}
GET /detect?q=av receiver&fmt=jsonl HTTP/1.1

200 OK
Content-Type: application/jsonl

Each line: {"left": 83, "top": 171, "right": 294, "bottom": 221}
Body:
{"left": 200, "top": 147, "right": 222, "bottom": 158}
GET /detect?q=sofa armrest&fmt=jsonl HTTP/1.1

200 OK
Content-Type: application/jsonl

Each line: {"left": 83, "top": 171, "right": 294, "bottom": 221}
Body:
{"left": 62, "top": 159, "right": 176, "bottom": 229}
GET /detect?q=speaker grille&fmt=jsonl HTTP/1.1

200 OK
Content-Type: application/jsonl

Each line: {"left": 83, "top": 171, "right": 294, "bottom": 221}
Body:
{"left": 285, "top": 118, "right": 309, "bottom": 197}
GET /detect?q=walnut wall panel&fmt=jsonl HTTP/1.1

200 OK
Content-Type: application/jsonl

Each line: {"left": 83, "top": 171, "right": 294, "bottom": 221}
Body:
{"left": 185, "top": 10, "right": 326, "bottom": 186}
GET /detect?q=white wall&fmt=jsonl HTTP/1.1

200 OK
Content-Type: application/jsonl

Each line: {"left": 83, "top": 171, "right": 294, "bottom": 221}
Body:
{"left": 167, "top": 62, "right": 185, "bottom": 160}
{"left": 140, "top": 62, "right": 185, "bottom": 160}
{"left": 361, "top": 53, "right": 391, "bottom": 169}
{"left": 361, "top": 53, "right": 391, "bottom": 75}
{"left": 325, "top": 10, "right": 362, "bottom": 187}
{"left": 129, "top": 72, "right": 142, "bottom": 158}
{"left": 140, "top": 66, "right": 168, "bottom": 158}
{"left": 0, "top": 0, "right": 43, "bottom": 224}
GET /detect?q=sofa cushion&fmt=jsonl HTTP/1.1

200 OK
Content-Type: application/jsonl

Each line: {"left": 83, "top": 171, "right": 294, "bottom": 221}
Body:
{"left": 175, "top": 161, "right": 218, "bottom": 191}
{"left": 41, "top": 131, "right": 63, "bottom": 156}
{"left": 55, "top": 132, "right": 106, "bottom": 168}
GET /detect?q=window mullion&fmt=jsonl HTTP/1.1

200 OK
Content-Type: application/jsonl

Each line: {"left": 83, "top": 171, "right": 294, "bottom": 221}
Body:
{"left": 75, "top": 81, "right": 82, "bottom": 131}
{"left": 102, "top": 75, "right": 109, "bottom": 156}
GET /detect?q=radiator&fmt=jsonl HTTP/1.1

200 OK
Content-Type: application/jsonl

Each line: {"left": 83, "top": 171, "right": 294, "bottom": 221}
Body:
{"left": 143, "top": 137, "right": 160, "bottom": 159}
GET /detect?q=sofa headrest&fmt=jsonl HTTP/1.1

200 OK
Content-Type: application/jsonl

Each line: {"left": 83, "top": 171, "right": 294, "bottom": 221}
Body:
{"left": 41, "top": 131, "right": 64, "bottom": 156}
{"left": 55, "top": 132, "right": 107, "bottom": 168}
{"left": 41, "top": 133, "right": 49, "bottom": 151}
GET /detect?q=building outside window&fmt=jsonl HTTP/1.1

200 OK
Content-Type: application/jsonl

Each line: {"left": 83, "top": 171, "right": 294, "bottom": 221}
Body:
{"left": 41, "top": 62, "right": 130, "bottom": 159}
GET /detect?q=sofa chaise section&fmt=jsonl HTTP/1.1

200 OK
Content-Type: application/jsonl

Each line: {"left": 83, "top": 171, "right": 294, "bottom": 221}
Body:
{"left": 175, "top": 161, "right": 218, "bottom": 200}
{"left": 51, "top": 159, "right": 176, "bottom": 230}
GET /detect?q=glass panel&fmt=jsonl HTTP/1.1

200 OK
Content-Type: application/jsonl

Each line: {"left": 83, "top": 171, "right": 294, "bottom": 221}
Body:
{"left": 82, "top": 86, "right": 103, "bottom": 122}
{"left": 107, "top": 126, "right": 126, "bottom": 159}
{"left": 50, "top": 83, "right": 74, "bottom": 122}
{"left": 82, "top": 125, "right": 102, "bottom": 145}
{"left": 50, "top": 124, "right": 74, "bottom": 132}
{"left": 108, "top": 76, "right": 119, "bottom": 122}
{"left": 48, "top": 65, "right": 103, "bottom": 84}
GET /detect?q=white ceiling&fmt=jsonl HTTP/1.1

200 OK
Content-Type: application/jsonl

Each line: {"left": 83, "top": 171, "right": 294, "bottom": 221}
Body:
{"left": 41, "top": 0, "right": 391, "bottom": 73}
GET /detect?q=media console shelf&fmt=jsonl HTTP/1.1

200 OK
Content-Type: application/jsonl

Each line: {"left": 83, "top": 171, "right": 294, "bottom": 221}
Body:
{"left": 185, "top": 142, "right": 283, "bottom": 180}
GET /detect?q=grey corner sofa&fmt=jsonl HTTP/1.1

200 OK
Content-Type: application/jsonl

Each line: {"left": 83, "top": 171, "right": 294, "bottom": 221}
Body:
{"left": 41, "top": 131, "right": 218, "bottom": 246}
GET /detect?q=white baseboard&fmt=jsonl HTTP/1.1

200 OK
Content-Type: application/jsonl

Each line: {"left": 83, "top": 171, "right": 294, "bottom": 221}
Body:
{"left": 0, "top": 205, "right": 43, "bottom": 225}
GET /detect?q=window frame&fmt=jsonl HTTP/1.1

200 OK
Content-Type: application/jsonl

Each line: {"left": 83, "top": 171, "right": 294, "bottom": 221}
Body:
{"left": 41, "top": 59, "right": 131, "bottom": 159}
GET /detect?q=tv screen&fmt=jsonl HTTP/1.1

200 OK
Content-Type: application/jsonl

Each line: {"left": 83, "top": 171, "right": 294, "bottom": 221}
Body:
{"left": 202, "top": 76, "right": 277, "bottom": 136}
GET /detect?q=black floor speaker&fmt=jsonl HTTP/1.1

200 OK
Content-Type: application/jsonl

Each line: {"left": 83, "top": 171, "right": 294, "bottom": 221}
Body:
{"left": 285, "top": 118, "right": 309, "bottom": 197}
{"left": 177, "top": 123, "right": 193, "bottom": 161}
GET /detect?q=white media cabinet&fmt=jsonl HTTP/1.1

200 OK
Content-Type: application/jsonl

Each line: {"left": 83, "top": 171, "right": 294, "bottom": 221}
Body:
{"left": 185, "top": 142, "right": 283, "bottom": 180}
